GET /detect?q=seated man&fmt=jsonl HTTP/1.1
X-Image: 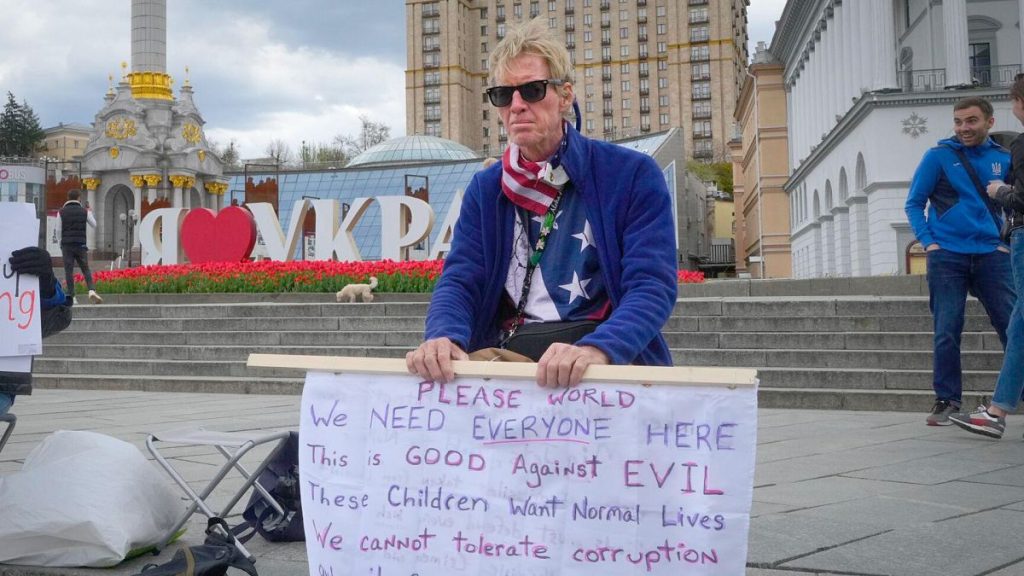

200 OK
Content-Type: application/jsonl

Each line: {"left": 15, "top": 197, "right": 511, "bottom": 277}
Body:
{"left": 1, "top": 246, "right": 73, "bottom": 414}
{"left": 406, "top": 19, "right": 677, "bottom": 388}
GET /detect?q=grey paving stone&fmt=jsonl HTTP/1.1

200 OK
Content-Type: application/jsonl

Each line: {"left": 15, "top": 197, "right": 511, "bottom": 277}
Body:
{"left": 753, "top": 476, "right": 908, "bottom": 508}
{"left": 783, "top": 509, "right": 1024, "bottom": 576}
{"left": 746, "top": 513, "right": 886, "bottom": 567}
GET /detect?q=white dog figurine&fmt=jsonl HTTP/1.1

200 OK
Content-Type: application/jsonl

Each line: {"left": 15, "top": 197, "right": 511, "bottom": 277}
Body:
{"left": 336, "top": 276, "right": 378, "bottom": 303}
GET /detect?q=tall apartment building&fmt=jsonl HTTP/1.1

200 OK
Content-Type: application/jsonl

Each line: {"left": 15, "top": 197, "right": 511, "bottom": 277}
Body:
{"left": 406, "top": 0, "right": 748, "bottom": 161}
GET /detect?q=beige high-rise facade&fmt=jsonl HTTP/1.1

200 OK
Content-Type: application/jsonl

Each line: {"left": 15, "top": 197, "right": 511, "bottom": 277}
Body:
{"left": 406, "top": 0, "right": 748, "bottom": 161}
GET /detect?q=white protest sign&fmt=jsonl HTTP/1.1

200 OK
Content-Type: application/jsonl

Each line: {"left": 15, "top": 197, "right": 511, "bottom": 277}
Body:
{"left": 0, "top": 202, "right": 42, "bottom": 358}
{"left": 295, "top": 362, "right": 757, "bottom": 576}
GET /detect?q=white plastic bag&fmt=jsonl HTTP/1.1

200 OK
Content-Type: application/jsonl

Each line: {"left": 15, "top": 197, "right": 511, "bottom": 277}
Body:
{"left": 0, "top": 430, "right": 180, "bottom": 567}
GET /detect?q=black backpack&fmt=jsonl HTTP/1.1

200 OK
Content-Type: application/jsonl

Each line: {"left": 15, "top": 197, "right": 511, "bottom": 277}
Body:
{"left": 135, "top": 518, "right": 258, "bottom": 576}
{"left": 233, "top": 431, "right": 304, "bottom": 543}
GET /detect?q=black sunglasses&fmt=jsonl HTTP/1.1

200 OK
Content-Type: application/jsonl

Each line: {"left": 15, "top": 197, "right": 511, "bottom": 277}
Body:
{"left": 486, "top": 78, "right": 564, "bottom": 107}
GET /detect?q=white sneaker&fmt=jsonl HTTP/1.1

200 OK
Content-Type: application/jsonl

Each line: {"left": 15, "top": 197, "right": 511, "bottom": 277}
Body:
{"left": 88, "top": 290, "right": 103, "bottom": 304}
{"left": 72, "top": 296, "right": 78, "bottom": 305}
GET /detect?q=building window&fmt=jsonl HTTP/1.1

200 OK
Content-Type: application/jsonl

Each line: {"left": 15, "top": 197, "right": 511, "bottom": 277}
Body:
{"left": 619, "top": 9, "right": 628, "bottom": 21}
{"left": 691, "top": 45, "right": 709, "bottom": 61}
{"left": 423, "top": 36, "right": 440, "bottom": 50}
{"left": 604, "top": 117, "right": 614, "bottom": 132}
{"left": 424, "top": 87, "right": 441, "bottom": 103}
{"left": 659, "top": 94, "right": 669, "bottom": 107}
{"left": 586, "top": 119, "right": 595, "bottom": 132}
{"left": 549, "top": 1, "right": 557, "bottom": 11}
{"left": 659, "top": 113, "right": 669, "bottom": 125}
{"left": 657, "top": 22, "right": 667, "bottom": 34}
{"left": 658, "top": 58, "right": 669, "bottom": 70}
{"left": 693, "top": 100, "right": 711, "bottom": 118}
{"left": 688, "top": 7, "right": 708, "bottom": 24}
{"left": 585, "top": 48, "right": 593, "bottom": 60}
{"left": 620, "top": 62, "right": 630, "bottom": 74}
{"left": 586, "top": 100, "right": 595, "bottom": 112}
{"left": 602, "top": 46, "right": 611, "bottom": 60}
{"left": 584, "top": 30, "right": 592, "bottom": 42}
{"left": 621, "top": 79, "right": 631, "bottom": 92}
{"left": 425, "top": 104, "right": 441, "bottom": 120}
{"left": 424, "top": 53, "right": 441, "bottom": 68}
{"left": 970, "top": 42, "right": 992, "bottom": 82}
{"left": 689, "top": 26, "right": 709, "bottom": 43}
{"left": 658, "top": 76, "right": 669, "bottom": 89}
{"left": 622, "top": 116, "right": 632, "bottom": 128}
{"left": 620, "top": 45, "right": 630, "bottom": 57}
{"left": 550, "top": 17, "right": 557, "bottom": 27}
{"left": 513, "top": 3, "right": 522, "bottom": 19}
{"left": 480, "top": 7, "right": 488, "bottom": 19}
{"left": 620, "top": 26, "right": 629, "bottom": 39}
{"left": 497, "top": 5, "right": 505, "bottom": 19}
{"left": 423, "top": 19, "right": 440, "bottom": 34}
{"left": 530, "top": 1, "right": 539, "bottom": 17}
{"left": 622, "top": 98, "right": 631, "bottom": 109}
{"left": 691, "top": 62, "right": 710, "bottom": 80}
{"left": 656, "top": 5, "right": 666, "bottom": 17}
{"left": 425, "top": 121, "right": 441, "bottom": 137}
{"left": 691, "top": 80, "right": 710, "bottom": 99}
{"left": 584, "top": 13, "right": 592, "bottom": 26}
{"left": 693, "top": 120, "right": 712, "bottom": 138}
{"left": 425, "top": 71, "right": 441, "bottom": 85}
{"left": 657, "top": 41, "right": 667, "bottom": 54}
{"left": 481, "top": 25, "right": 488, "bottom": 35}
{"left": 497, "top": 23, "right": 506, "bottom": 38}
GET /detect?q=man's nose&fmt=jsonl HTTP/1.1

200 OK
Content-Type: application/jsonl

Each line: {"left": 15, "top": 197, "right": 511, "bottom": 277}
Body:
{"left": 509, "top": 89, "right": 529, "bottom": 110}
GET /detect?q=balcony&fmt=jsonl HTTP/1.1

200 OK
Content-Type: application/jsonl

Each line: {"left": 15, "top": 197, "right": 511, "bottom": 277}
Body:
{"left": 565, "top": 6, "right": 574, "bottom": 14}
{"left": 422, "top": 26, "right": 440, "bottom": 35}
{"left": 602, "top": 73, "right": 612, "bottom": 81}
{"left": 424, "top": 96, "right": 441, "bottom": 104}
{"left": 689, "top": 0, "right": 708, "bottom": 5}
{"left": 638, "top": 34, "right": 648, "bottom": 42}
{"left": 690, "top": 32, "right": 709, "bottom": 43}
{"left": 692, "top": 109, "right": 712, "bottom": 119}
{"left": 602, "top": 54, "right": 611, "bottom": 63}
{"left": 565, "top": 22, "right": 575, "bottom": 31}
{"left": 640, "top": 105, "right": 650, "bottom": 113}
{"left": 603, "top": 110, "right": 613, "bottom": 117}
{"left": 601, "top": 38, "right": 611, "bottom": 46}
{"left": 971, "top": 64, "right": 1022, "bottom": 88}
{"left": 693, "top": 131, "right": 712, "bottom": 139}
{"left": 422, "top": 44, "right": 441, "bottom": 52}
{"left": 496, "top": 14, "right": 505, "bottom": 22}
{"left": 639, "top": 87, "right": 649, "bottom": 96}
{"left": 636, "top": 0, "right": 646, "bottom": 5}
{"left": 689, "top": 15, "right": 709, "bottom": 24}
{"left": 603, "top": 90, "right": 613, "bottom": 99}
{"left": 693, "top": 148, "right": 714, "bottom": 159}
{"left": 566, "top": 41, "right": 575, "bottom": 49}
{"left": 424, "top": 61, "right": 440, "bottom": 69}
{"left": 639, "top": 69, "right": 648, "bottom": 78}
{"left": 697, "top": 240, "right": 736, "bottom": 270}
{"left": 637, "top": 15, "right": 647, "bottom": 23}
{"left": 422, "top": 8, "right": 440, "bottom": 18}
{"left": 600, "top": 0, "right": 610, "bottom": 10}
{"left": 601, "top": 20, "right": 610, "bottom": 28}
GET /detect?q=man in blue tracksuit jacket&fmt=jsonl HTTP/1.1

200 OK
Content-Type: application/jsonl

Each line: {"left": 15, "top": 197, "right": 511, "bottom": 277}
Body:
{"left": 904, "top": 96, "right": 1016, "bottom": 425}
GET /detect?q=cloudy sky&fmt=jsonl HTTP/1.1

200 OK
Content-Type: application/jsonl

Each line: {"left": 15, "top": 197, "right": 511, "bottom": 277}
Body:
{"left": 1, "top": 0, "right": 787, "bottom": 159}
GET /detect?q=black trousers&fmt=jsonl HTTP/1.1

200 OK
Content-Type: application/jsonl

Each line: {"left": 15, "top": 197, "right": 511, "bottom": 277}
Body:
{"left": 61, "top": 244, "right": 95, "bottom": 296}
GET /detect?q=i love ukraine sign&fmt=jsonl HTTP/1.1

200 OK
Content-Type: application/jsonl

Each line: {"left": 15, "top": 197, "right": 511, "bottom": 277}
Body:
{"left": 139, "top": 194, "right": 462, "bottom": 265}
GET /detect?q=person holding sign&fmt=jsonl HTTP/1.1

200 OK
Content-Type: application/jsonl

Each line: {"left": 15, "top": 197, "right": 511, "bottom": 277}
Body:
{"left": 0, "top": 246, "right": 72, "bottom": 414}
{"left": 407, "top": 18, "right": 677, "bottom": 388}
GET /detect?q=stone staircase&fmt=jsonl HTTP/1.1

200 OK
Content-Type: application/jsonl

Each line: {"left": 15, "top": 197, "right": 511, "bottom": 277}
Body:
{"left": 32, "top": 285, "right": 1003, "bottom": 411}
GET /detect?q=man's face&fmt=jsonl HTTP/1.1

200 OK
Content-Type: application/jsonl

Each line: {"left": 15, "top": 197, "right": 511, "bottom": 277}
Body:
{"left": 495, "top": 53, "right": 573, "bottom": 161}
{"left": 953, "top": 106, "right": 994, "bottom": 147}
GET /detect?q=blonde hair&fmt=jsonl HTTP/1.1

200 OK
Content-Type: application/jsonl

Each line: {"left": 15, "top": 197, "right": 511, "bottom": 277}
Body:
{"left": 488, "top": 18, "right": 574, "bottom": 89}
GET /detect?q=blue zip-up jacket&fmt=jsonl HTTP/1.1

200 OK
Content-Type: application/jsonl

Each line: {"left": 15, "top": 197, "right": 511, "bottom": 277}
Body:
{"left": 425, "top": 125, "right": 677, "bottom": 366}
{"left": 904, "top": 136, "right": 1010, "bottom": 253}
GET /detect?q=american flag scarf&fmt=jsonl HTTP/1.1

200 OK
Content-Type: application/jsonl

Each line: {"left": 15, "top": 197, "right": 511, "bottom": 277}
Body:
{"left": 501, "top": 141, "right": 568, "bottom": 216}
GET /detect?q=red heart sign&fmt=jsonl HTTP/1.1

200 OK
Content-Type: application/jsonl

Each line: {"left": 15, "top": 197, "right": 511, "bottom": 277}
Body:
{"left": 180, "top": 207, "right": 256, "bottom": 264}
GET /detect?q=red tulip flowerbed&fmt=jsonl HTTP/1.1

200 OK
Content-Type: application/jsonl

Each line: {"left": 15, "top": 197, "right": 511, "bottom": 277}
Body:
{"left": 77, "top": 260, "right": 704, "bottom": 294}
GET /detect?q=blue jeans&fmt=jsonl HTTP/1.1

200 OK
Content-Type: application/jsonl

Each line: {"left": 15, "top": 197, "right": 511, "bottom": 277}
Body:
{"left": 927, "top": 248, "right": 1016, "bottom": 404}
{"left": 991, "top": 228, "right": 1024, "bottom": 412}
{"left": 0, "top": 393, "right": 13, "bottom": 415}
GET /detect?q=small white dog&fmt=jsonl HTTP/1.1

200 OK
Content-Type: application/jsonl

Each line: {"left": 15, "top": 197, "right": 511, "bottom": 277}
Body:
{"left": 336, "top": 276, "right": 378, "bottom": 303}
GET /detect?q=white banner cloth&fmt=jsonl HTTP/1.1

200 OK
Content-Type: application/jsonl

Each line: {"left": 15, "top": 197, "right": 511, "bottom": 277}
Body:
{"left": 300, "top": 370, "right": 757, "bottom": 576}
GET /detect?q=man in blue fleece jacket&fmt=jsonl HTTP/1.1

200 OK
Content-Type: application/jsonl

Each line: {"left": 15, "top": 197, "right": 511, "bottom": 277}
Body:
{"left": 406, "top": 19, "right": 677, "bottom": 388}
{"left": 905, "top": 96, "right": 1016, "bottom": 426}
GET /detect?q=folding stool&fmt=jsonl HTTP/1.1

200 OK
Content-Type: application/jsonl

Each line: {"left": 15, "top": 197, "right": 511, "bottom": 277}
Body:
{"left": 0, "top": 413, "right": 15, "bottom": 454}
{"left": 146, "top": 428, "right": 292, "bottom": 560}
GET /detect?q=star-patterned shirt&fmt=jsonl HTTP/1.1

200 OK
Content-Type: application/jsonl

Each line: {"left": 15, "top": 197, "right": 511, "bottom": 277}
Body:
{"left": 504, "top": 186, "right": 611, "bottom": 325}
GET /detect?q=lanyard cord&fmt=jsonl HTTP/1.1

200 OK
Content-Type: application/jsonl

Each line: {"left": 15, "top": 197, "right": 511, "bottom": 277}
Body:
{"left": 501, "top": 188, "right": 566, "bottom": 344}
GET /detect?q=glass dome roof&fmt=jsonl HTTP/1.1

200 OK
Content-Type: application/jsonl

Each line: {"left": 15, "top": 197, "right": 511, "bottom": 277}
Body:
{"left": 347, "top": 135, "right": 480, "bottom": 167}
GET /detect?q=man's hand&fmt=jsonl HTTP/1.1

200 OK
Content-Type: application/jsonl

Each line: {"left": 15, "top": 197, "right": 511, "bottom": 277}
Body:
{"left": 406, "top": 337, "right": 468, "bottom": 383}
{"left": 925, "top": 243, "right": 940, "bottom": 252}
{"left": 9, "top": 246, "right": 56, "bottom": 298}
{"left": 537, "top": 344, "right": 609, "bottom": 388}
{"left": 988, "top": 180, "right": 1005, "bottom": 198}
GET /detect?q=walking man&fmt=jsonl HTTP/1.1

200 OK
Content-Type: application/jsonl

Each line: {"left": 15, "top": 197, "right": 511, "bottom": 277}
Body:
{"left": 905, "top": 96, "right": 1016, "bottom": 425}
{"left": 57, "top": 189, "right": 102, "bottom": 304}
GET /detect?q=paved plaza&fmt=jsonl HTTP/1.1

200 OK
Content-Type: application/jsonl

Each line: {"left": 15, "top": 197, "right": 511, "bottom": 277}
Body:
{"left": 2, "top": 389, "right": 1024, "bottom": 576}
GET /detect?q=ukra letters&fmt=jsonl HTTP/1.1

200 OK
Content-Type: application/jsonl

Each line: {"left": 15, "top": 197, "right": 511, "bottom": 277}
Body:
{"left": 300, "top": 370, "right": 757, "bottom": 575}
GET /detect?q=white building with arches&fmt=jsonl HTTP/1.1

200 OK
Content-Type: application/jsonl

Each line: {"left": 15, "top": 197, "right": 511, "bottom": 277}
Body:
{"left": 772, "top": 0, "right": 1024, "bottom": 277}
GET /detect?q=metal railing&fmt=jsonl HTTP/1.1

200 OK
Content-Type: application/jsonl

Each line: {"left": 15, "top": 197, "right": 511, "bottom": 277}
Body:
{"left": 898, "top": 64, "right": 1022, "bottom": 92}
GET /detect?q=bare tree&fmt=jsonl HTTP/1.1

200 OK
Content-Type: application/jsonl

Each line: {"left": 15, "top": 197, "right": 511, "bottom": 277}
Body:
{"left": 334, "top": 115, "right": 391, "bottom": 158}
{"left": 265, "top": 139, "right": 294, "bottom": 166}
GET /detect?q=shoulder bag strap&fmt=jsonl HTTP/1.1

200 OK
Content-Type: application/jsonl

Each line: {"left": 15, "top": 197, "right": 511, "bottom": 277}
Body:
{"left": 942, "top": 144, "right": 1005, "bottom": 232}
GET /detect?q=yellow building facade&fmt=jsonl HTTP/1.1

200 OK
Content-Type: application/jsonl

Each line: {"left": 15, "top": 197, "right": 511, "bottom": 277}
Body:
{"left": 729, "top": 48, "right": 791, "bottom": 279}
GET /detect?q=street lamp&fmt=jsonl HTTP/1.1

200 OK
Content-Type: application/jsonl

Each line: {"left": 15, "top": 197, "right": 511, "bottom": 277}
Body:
{"left": 119, "top": 209, "right": 138, "bottom": 268}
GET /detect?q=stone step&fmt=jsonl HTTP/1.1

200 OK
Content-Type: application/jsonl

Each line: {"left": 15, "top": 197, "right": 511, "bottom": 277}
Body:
{"left": 44, "top": 329, "right": 1005, "bottom": 352}
{"left": 69, "top": 302, "right": 431, "bottom": 319}
{"left": 62, "top": 316, "right": 427, "bottom": 333}
{"left": 33, "top": 358, "right": 301, "bottom": 378}
{"left": 671, "top": 348, "right": 1005, "bottom": 371}
{"left": 758, "top": 388, "right": 988, "bottom": 412}
{"left": 39, "top": 344, "right": 413, "bottom": 361}
{"left": 47, "top": 330, "right": 427, "bottom": 347}
{"left": 686, "top": 314, "right": 998, "bottom": 333}
{"left": 754, "top": 367, "right": 998, "bottom": 391}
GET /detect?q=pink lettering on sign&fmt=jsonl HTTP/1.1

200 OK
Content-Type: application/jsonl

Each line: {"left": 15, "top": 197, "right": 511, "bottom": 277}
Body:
{"left": 179, "top": 207, "right": 256, "bottom": 263}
